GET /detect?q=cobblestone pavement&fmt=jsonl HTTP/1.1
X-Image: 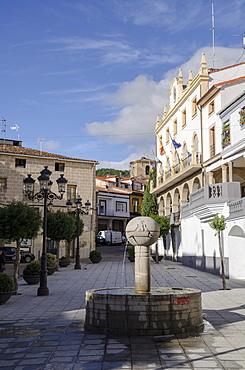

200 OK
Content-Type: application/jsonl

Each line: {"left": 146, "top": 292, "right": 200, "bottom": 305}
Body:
{"left": 1, "top": 245, "right": 245, "bottom": 369}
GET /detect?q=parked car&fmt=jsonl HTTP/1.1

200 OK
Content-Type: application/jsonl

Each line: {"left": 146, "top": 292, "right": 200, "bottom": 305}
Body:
{"left": 0, "top": 246, "right": 35, "bottom": 263}
{"left": 96, "top": 235, "right": 106, "bottom": 245}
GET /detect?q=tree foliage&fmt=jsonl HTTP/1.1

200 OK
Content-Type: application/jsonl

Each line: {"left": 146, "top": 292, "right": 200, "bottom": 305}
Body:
{"left": 96, "top": 168, "right": 130, "bottom": 177}
{"left": 0, "top": 201, "right": 42, "bottom": 291}
{"left": 141, "top": 170, "right": 158, "bottom": 216}
{"left": 47, "top": 210, "right": 84, "bottom": 260}
{"left": 209, "top": 214, "right": 227, "bottom": 290}
{"left": 209, "top": 214, "right": 226, "bottom": 234}
{"left": 150, "top": 214, "right": 170, "bottom": 237}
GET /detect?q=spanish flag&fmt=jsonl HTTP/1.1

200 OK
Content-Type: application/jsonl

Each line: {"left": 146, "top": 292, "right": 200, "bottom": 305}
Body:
{"left": 159, "top": 135, "right": 166, "bottom": 155}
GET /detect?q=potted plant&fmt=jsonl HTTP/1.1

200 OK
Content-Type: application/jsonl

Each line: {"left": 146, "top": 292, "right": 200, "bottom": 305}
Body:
{"left": 127, "top": 245, "right": 135, "bottom": 262}
{"left": 23, "top": 261, "right": 41, "bottom": 284}
{"left": 59, "top": 256, "right": 70, "bottom": 267}
{"left": 0, "top": 273, "right": 15, "bottom": 304}
{"left": 47, "top": 253, "right": 57, "bottom": 275}
{"left": 89, "top": 250, "right": 102, "bottom": 263}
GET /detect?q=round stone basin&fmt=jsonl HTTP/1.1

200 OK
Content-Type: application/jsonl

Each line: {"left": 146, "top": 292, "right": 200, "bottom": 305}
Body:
{"left": 85, "top": 287, "right": 203, "bottom": 336}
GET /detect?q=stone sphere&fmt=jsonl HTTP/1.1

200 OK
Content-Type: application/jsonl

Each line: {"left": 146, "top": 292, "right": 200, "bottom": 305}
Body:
{"left": 126, "top": 216, "right": 160, "bottom": 247}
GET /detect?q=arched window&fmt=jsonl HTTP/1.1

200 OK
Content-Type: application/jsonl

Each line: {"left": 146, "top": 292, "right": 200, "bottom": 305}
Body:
{"left": 145, "top": 165, "right": 150, "bottom": 175}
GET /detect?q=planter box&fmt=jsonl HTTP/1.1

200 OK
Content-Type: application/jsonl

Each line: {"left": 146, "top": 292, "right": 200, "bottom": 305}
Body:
{"left": 47, "top": 267, "right": 56, "bottom": 275}
{"left": 152, "top": 255, "right": 164, "bottom": 262}
{"left": 23, "top": 275, "right": 40, "bottom": 285}
{"left": 59, "top": 261, "right": 70, "bottom": 267}
{"left": 0, "top": 290, "right": 15, "bottom": 305}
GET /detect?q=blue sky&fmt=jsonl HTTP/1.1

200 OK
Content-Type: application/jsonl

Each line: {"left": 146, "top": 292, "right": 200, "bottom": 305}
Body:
{"left": 1, "top": 0, "right": 245, "bottom": 169}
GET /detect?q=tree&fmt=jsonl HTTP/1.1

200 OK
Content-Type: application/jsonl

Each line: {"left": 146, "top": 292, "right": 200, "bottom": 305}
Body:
{"left": 209, "top": 214, "right": 227, "bottom": 290}
{"left": 0, "top": 201, "right": 42, "bottom": 292}
{"left": 47, "top": 210, "right": 84, "bottom": 261}
{"left": 141, "top": 170, "right": 158, "bottom": 216}
{"left": 64, "top": 214, "right": 84, "bottom": 259}
{"left": 96, "top": 168, "right": 130, "bottom": 177}
{"left": 150, "top": 214, "right": 170, "bottom": 259}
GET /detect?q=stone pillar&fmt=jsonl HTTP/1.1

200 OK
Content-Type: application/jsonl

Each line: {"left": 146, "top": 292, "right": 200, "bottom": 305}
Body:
{"left": 228, "top": 162, "right": 233, "bottom": 182}
{"left": 207, "top": 171, "right": 214, "bottom": 184}
{"left": 221, "top": 164, "right": 227, "bottom": 183}
{"left": 135, "top": 245, "right": 150, "bottom": 294}
{"left": 126, "top": 216, "right": 160, "bottom": 295}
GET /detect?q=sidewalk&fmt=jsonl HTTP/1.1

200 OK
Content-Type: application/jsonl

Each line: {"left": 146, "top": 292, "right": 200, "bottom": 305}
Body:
{"left": 1, "top": 255, "right": 245, "bottom": 369}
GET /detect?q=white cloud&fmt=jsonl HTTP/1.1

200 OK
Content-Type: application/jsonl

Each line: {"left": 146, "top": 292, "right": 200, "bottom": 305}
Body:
{"left": 97, "top": 143, "right": 156, "bottom": 170}
{"left": 43, "top": 140, "right": 61, "bottom": 152}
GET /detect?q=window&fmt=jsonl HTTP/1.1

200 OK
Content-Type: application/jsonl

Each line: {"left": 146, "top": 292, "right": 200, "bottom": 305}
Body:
{"left": 240, "top": 106, "right": 245, "bottom": 128}
{"left": 173, "top": 119, "right": 177, "bottom": 135}
{"left": 0, "top": 178, "right": 7, "bottom": 191}
{"left": 192, "top": 97, "right": 197, "bottom": 117}
{"left": 67, "top": 185, "right": 77, "bottom": 202}
{"left": 182, "top": 109, "right": 186, "bottom": 127}
{"left": 166, "top": 128, "right": 170, "bottom": 143}
{"left": 222, "top": 120, "right": 230, "bottom": 148}
{"left": 145, "top": 165, "right": 150, "bottom": 175}
{"left": 116, "top": 202, "right": 127, "bottom": 212}
{"left": 132, "top": 198, "right": 139, "bottom": 213}
{"left": 99, "top": 200, "right": 106, "bottom": 215}
{"left": 55, "top": 163, "right": 65, "bottom": 171}
{"left": 209, "top": 100, "right": 215, "bottom": 115}
{"left": 210, "top": 126, "right": 215, "bottom": 156}
{"left": 15, "top": 158, "right": 26, "bottom": 168}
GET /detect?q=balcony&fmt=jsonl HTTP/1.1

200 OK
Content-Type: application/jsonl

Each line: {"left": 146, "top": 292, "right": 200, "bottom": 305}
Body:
{"left": 152, "top": 153, "right": 202, "bottom": 195}
{"left": 181, "top": 182, "right": 241, "bottom": 221}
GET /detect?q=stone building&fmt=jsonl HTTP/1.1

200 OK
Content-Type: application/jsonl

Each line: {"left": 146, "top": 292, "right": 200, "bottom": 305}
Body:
{"left": 0, "top": 139, "right": 98, "bottom": 259}
{"left": 130, "top": 157, "right": 154, "bottom": 178}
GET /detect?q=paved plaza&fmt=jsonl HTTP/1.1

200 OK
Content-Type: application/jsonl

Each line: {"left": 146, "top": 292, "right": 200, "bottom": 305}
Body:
{"left": 1, "top": 246, "right": 245, "bottom": 369}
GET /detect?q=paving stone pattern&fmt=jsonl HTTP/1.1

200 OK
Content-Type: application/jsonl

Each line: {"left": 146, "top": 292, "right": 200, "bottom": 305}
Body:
{"left": 1, "top": 246, "right": 245, "bottom": 369}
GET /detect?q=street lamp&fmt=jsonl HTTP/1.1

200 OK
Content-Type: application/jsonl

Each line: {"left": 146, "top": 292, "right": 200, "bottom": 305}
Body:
{"left": 66, "top": 195, "right": 91, "bottom": 269}
{"left": 23, "top": 166, "right": 68, "bottom": 296}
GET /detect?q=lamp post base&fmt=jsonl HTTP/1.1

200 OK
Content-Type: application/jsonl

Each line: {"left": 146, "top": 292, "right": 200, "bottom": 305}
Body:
{"left": 37, "top": 287, "right": 49, "bottom": 296}
{"left": 74, "top": 264, "right": 81, "bottom": 270}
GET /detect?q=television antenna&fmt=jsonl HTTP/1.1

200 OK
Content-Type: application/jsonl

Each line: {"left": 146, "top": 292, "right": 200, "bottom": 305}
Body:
{"left": 37, "top": 137, "right": 44, "bottom": 155}
{"left": 233, "top": 33, "right": 245, "bottom": 49}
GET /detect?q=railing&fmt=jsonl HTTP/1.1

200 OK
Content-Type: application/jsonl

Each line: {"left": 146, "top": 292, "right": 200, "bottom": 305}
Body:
{"left": 229, "top": 199, "right": 243, "bottom": 214}
{"left": 173, "top": 163, "right": 180, "bottom": 174}
{"left": 183, "top": 153, "right": 192, "bottom": 168}
{"left": 210, "top": 144, "right": 215, "bottom": 156}
{"left": 166, "top": 169, "right": 172, "bottom": 179}
{"left": 209, "top": 184, "right": 222, "bottom": 198}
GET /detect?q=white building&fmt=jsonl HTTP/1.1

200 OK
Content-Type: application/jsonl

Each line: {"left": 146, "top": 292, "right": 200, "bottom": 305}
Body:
{"left": 152, "top": 55, "right": 245, "bottom": 278}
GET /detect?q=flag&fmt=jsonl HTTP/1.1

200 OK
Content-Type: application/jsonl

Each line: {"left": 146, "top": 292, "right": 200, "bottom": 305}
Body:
{"left": 159, "top": 135, "right": 166, "bottom": 155}
{"left": 170, "top": 136, "right": 181, "bottom": 149}
{"left": 154, "top": 156, "right": 161, "bottom": 164}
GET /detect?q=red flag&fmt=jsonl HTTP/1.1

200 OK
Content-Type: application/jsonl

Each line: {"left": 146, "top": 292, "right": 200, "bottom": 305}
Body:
{"left": 159, "top": 135, "right": 166, "bottom": 155}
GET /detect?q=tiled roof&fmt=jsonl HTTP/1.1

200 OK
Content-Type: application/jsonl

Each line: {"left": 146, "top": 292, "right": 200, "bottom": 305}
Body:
{"left": 96, "top": 186, "right": 131, "bottom": 195}
{"left": 0, "top": 144, "right": 98, "bottom": 163}
{"left": 214, "top": 75, "right": 245, "bottom": 87}
{"left": 209, "top": 62, "right": 245, "bottom": 74}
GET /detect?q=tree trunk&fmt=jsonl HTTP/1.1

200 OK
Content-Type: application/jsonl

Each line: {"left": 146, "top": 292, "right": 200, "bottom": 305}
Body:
{"left": 218, "top": 230, "right": 226, "bottom": 290}
{"left": 56, "top": 240, "right": 60, "bottom": 270}
{"left": 171, "top": 226, "right": 177, "bottom": 262}
{"left": 163, "top": 235, "right": 167, "bottom": 259}
{"left": 155, "top": 241, "right": 159, "bottom": 263}
{"left": 13, "top": 240, "right": 21, "bottom": 293}
{"left": 66, "top": 240, "right": 72, "bottom": 259}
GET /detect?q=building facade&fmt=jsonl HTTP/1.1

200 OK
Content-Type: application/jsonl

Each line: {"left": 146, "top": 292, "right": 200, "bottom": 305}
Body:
{"left": 151, "top": 55, "right": 245, "bottom": 278}
{"left": 0, "top": 140, "right": 98, "bottom": 259}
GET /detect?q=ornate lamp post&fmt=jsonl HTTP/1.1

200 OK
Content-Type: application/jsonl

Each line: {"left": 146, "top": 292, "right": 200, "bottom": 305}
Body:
{"left": 66, "top": 196, "right": 91, "bottom": 269}
{"left": 23, "top": 166, "right": 68, "bottom": 296}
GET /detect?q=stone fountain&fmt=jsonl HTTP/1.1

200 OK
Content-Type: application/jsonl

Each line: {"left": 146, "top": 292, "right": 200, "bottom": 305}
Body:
{"left": 85, "top": 217, "right": 203, "bottom": 336}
